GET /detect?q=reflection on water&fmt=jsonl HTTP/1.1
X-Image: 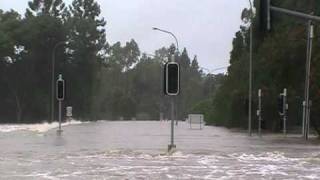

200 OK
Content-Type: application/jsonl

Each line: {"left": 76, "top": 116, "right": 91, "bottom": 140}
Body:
{"left": 0, "top": 121, "right": 320, "bottom": 179}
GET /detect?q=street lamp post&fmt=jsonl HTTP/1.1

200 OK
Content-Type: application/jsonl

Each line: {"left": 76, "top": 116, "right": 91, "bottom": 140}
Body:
{"left": 248, "top": 0, "right": 253, "bottom": 136}
{"left": 51, "top": 41, "right": 65, "bottom": 122}
{"left": 152, "top": 27, "right": 180, "bottom": 152}
{"left": 152, "top": 27, "right": 179, "bottom": 54}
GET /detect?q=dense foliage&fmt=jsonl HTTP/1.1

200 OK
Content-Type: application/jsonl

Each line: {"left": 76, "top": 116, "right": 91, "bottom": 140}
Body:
{"left": 0, "top": 0, "right": 220, "bottom": 123}
{"left": 199, "top": 0, "right": 320, "bottom": 134}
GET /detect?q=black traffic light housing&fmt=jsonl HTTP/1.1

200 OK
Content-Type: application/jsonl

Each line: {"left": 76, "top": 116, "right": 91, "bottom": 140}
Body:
{"left": 163, "top": 62, "right": 180, "bottom": 96}
{"left": 259, "top": 0, "right": 271, "bottom": 32}
{"left": 56, "top": 76, "right": 65, "bottom": 101}
{"left": 277, "top": 94, "right": 284, "bottom": 115}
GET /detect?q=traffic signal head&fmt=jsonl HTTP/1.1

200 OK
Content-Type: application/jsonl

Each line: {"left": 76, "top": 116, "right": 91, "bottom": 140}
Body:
{"left": 259, "top": 0, "right": 271, "bottom": 32}
{"left": 277, "top": 94, "right": 284, "bottom": 115}
{"left": 56, "top": 76, "right": 65, "bottom": 101}
{"left": 164, "top": 62, "right": 180, "bottom": 96}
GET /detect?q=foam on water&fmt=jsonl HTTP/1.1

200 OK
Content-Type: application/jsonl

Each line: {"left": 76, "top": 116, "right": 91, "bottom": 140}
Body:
{"left": 0, "top": 120, "right": 85, "bottom": 133}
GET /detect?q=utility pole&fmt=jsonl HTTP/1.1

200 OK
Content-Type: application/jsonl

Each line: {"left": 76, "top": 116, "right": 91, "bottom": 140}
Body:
{"left": 303, "top": 21, "right": 314, "bottom": 140}
{"left": 260, "top": 0, "right": 320, "bottom": 140}
{"left": 248, "top": 0, "right": 253, "bottom": 136}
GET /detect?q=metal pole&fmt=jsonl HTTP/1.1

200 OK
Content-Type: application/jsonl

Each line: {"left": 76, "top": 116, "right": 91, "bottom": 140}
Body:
{"left": 51, "top": 51, "right": 55, "bottom": 123}
{"left": 152, "top": 27, "right": 179, "bottom": 52}
{"left": 58, "top": 100, "right": 62, "bottom": 132}
{"left": 303, "top": 21, "right": 313, "bottom": 140}
{"left": 302, "top": 101, "right": 305, "bottom": 136}
{"left": 258, "top": 89, "right": 262, "bottom": 137}
{"left": 168, "top": 97, "right": 176, "bottom": 151}
{"left": 248, "top": 9, "right": 253, "bottom": 136}
{"left": 270, "top": 6, "right": 320, "bottom": 22}
{"left": 152, "top": 28, "right": 180, "bottom": 127}
{"left": 171, "top": 98, "right": 174, "bottom": 146}
{"left": 307, "top": 101, "right": 312, "bottom": 138}
{"left": 283, "top": 88, "right": 287, "bottom": 136}
{"left": 170, "top": 55, "right": 178, "bottom": 126}
{"left": 51, "top": 42, "right": 65, "bottom": 122}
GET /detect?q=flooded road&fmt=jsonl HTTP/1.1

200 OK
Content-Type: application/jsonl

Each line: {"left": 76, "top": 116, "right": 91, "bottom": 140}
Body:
{"left": 0, "top": 121, "right": 320, "bottom": 179}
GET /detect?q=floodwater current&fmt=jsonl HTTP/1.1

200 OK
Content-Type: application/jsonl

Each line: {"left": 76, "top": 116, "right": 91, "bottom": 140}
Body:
{"left": 0, "top": 120, "right": 320, "bottom": 179}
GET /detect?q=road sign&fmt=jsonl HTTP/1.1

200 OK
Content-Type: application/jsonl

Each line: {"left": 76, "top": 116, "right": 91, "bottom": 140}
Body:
{"left": 66, "top": 106, "right": 72, "bottom": 117}
{"left": 188, "top": 114, "right": 204, "bottom": 129}
{"left": 56, "top": 75, "right": 65, "bottom": 101}
{"left": 164, "top": 62, "right": 180, "bottom": 96}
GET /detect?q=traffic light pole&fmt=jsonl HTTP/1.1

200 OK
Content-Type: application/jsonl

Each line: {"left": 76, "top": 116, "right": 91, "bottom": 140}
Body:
{"left": 56, "top": 74, "right": 65, "bottom": 134}
{"left": 168, "top": 97, "right": 176, "bottom": 152}
{"left": 51, "top": 42, "right": 65, "bottom": 123}
{"left": 258, "top": 89, "right": 262, "bottom": 137}
{"left": 303, "top": 21, "right": 313, "bottom": 140}
{"left": 167, "top": 55, "right": 178, "bottom": 152}
{"left": 282, "top": 88, "right": 287, "bottom": 136}
{"left": 58, "top": 100, "right": 62, "bottom": 133}
{"left": 264, "top": 1, "right": 319, "bottom": 140}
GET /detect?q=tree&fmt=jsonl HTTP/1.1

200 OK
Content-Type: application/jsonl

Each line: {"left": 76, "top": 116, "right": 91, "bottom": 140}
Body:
{"left": 67, "top": 0, "right": 108, "bottom": 119}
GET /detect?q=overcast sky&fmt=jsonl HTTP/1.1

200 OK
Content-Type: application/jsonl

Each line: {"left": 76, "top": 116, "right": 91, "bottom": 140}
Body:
{"left": 0, "top": 0, "right": 248, "bottom": 73}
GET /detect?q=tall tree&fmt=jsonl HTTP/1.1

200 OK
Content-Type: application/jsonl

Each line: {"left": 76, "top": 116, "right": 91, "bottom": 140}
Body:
{"left": 67, "top": 0, "right": 108, "bottom": 119}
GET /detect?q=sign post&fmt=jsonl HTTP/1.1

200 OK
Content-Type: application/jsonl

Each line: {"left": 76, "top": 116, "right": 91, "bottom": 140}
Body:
{"left": 56, "top": 74, "right": 65, "bottom": 134}
{"left": 164, "top": 56, "right": 180, "bottom": 152}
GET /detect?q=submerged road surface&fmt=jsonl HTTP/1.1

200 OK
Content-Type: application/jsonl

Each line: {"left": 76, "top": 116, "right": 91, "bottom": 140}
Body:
{"left": 0, "top": 120, "right": 320, "bottom": 179}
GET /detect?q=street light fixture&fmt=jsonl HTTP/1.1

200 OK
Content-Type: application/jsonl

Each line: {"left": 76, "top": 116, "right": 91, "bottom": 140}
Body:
{"left": 152, "top": 27, "right": 180, "bottom": 152}
{"left": 152, "top": 27, "right": 179, "bottom": 54}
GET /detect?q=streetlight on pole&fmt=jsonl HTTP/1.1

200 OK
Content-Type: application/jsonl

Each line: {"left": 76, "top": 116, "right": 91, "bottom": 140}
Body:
{"left": 248, "top": 0, "right": 253, "bottom": 136}
{"left": 152, "top": 27, "right": 179, "bottom": 54}
{"left": 51, "top": 41, "right": 65, "bottom": 123}
{"left": 152, "top": 27, "right": 180, "bottom": 152}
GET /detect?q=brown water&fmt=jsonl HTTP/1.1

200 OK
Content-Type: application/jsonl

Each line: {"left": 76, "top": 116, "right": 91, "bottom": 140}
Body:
{"left": 0, "top": 121, "right": 320, "bottom": 179}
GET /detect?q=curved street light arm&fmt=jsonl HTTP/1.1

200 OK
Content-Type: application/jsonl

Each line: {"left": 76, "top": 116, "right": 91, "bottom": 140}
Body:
{"left": 152, "top": 27, "right": 179, "bottom": 53}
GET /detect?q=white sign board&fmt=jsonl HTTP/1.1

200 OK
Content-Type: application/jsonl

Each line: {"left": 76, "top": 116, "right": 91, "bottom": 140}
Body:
{"left": 188, "top": 114, "right": 204, "bottom": 129}
{"left": 66, "top": 106, "right": 72, "bottom": 117}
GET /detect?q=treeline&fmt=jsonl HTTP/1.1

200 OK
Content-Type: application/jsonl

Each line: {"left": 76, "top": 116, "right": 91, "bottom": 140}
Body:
{"left": 0, "top": 0, "right": 221, "bottom": 123}
{"left": 197, "top": 0, "right": 320, "bottom": 134}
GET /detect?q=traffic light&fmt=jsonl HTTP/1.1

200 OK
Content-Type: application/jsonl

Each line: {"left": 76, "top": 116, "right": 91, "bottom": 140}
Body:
{"left": 56, "top": 75, "right": 65, "bottom": 101}
{"left": 164, "top": 62, "right": 180, "bottom": 96}
{"left": 277, "top": 94, "right": 284, "bottom": 115}
{"left": 259, "top": 0, "right": 271, "bottom": 32}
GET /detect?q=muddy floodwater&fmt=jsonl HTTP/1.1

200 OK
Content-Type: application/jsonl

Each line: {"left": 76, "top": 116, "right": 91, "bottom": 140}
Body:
{"left": 0, "top": 121, "right": 320, "bottom": 179}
